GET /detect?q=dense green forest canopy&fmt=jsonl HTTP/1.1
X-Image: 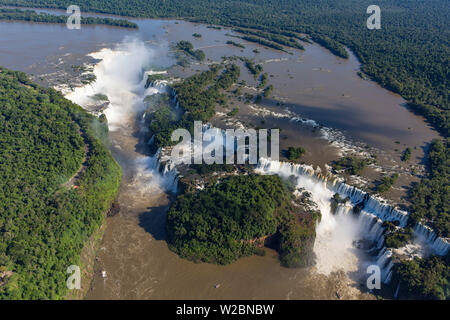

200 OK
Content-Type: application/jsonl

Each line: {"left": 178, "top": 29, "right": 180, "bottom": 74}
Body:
{"left": 175, "top": 40, "right": 205, "bottom": 62}
{"left": 0, "top": 67, "right": 121, "bottom": 299}
{"left": 166, "top": 175, "right": 285, "bottom": 264}
{"left": 167, "top": 174, "right": 319, "bottom": 267}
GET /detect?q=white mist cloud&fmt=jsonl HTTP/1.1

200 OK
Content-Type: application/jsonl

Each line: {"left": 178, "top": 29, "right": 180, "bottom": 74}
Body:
{"left": 66, "top": 37, "right": 168, "bottom": 131}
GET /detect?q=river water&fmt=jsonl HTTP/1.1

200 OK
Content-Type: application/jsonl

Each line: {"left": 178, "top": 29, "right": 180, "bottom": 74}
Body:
{"left": 0, "top": 10, "right": 440, "bottom": 299}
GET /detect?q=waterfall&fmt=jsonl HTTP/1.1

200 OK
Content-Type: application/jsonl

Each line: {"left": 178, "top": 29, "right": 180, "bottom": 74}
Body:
{"left": 79, "top": 38, "right": 447, "bottom": 283}
{"left": 333, "top": 182, "right": 409, "bottom": 227}
{"left": 146, "top": 72, "right": 450, "bottom": 283}
{"left": 65, "top": 39, "right": 179, "bottom": 194}
{"left": 135, "top": 148, "right": 178, "bottom": 194}
{"left": 255, "top": 158, "right": 450, "bottom": 283}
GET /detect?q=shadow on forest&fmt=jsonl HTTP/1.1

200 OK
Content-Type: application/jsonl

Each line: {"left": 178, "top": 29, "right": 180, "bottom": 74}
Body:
{"left": 138, "top": 203, "right": 172, "bottom": 242}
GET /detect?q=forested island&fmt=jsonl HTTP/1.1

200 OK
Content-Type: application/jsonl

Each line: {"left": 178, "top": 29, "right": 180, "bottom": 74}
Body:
{"left": 175, "top": 40, "right": 205, "bottom": 62}
{"left": 0, "top": 67, "right": 121, "bottom": 299}
{"left": 167, "top": 172, "right": 320, "bottom": 267}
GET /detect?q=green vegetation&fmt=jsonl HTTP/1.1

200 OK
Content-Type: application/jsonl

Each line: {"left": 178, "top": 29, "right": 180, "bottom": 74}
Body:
{"left": 401, "top": 147, "right": 412, "bottom": 162}
{"left": 310, "top": 34, "right": 348, "bottom": 59}
{"left": 1, "top": 0, "right": 448, "bottom": 297}
{"left": 90, "top": 93, "right": 109, "bottom": 101}
{"left": 277, "top": 214, "right": 316, "bottom": 268}
{"left": 279, "top": 189, "right": 321, "bottom": 268}
{"left": 393, "top": 255, "right": 449, "bottom": 300}
{"left": 233, "top": 28, "right": 304, "bottom": 50}
{"left": 376, "top": 174, "right": 399, "bottom": 193}
{"left": 0, "top": 8, "right": 138, "bottom": 28}
{"left": 242, "top": 58, "right": 263, "bottom": 79}
{"left": 192, "top": 33, "right": 202, "bottom": 38}
{"left": 330, "top": 193, "right": 349, "bottom": 214}
{"left": 257, "top": 73, "right": 268, "bottom": 89}
{"left": 189, "top": 164, "right": 235, "bottom": 176}
{"left": 5, "top": 0, "right": 446, "bottom": 138}
{"left": 286, "top": 147, "right": 305, "bottom": 161}
{"left": 332, "top": 157, "right": 368, "bottom": 175}
{"left": 144, "top": 73, "right": 168, "bottom": 88}
{"left": 382, "top": 221, "right": 412, "bottom": 248}
{"left": 167, "top": 175, "right": 282, "bottom": 264}
{"left": 227, "top": 107, "right": 239, "bottom": 117}
{"left": 175, "top": 40, "right": 206, "bottom": 62}
{"left": 357, "top": 71, "right": 368, "bottom": 80}
{"left": 241, "top": 35, "right": 286, "bottom": 52}
{"left": 409, "top": 140, "right": 449, "bottom": 237}
{"left": 80, "top": 73, "right": 96, "bottom": 85}
{"left": 226, "top": 40, "right": 245, "bottom": 49}
{"left": 0, "top": 67, "right": 121, "bottom": 299}
{"left": 167, "top": 174, "right": 319, "bottom": 267}
{"left": 146, "top": 64, "right": 240, "bottom": 149}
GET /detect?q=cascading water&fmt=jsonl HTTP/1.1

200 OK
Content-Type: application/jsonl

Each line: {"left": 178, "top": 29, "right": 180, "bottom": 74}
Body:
{"left": 255, "top": 158, "right": 449, "bottom": 284}
{"left": 414, "top": 223, "right": 449, "bottom": 256}
{"left": 332, "top": 183, "right": 409, "bottom": 227}
{"left": 64, "top": 38, "right": 178, "bottom": 194}
{"left": 254, "top": 159, "right": 362, "bottom": 277}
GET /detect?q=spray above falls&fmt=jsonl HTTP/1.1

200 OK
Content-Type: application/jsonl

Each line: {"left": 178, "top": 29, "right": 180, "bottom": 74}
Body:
{"left": 64, "top": 38, "right": 178, "bottom": 193}
{"left": 255, "top": 158, "right": 449, "bottom": 283}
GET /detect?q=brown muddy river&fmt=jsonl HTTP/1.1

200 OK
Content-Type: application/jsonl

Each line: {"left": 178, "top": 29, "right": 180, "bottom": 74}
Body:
{"left": 0, "top": 9, "right": 439, "bottom": 299}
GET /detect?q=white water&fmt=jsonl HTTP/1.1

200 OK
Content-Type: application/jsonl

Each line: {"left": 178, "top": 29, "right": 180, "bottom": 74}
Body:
{"left": 254, "top": 159, "right": 362, "bottom": 276}
{"left": 64, "top": 38, "right": 178, "bottom": 193}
